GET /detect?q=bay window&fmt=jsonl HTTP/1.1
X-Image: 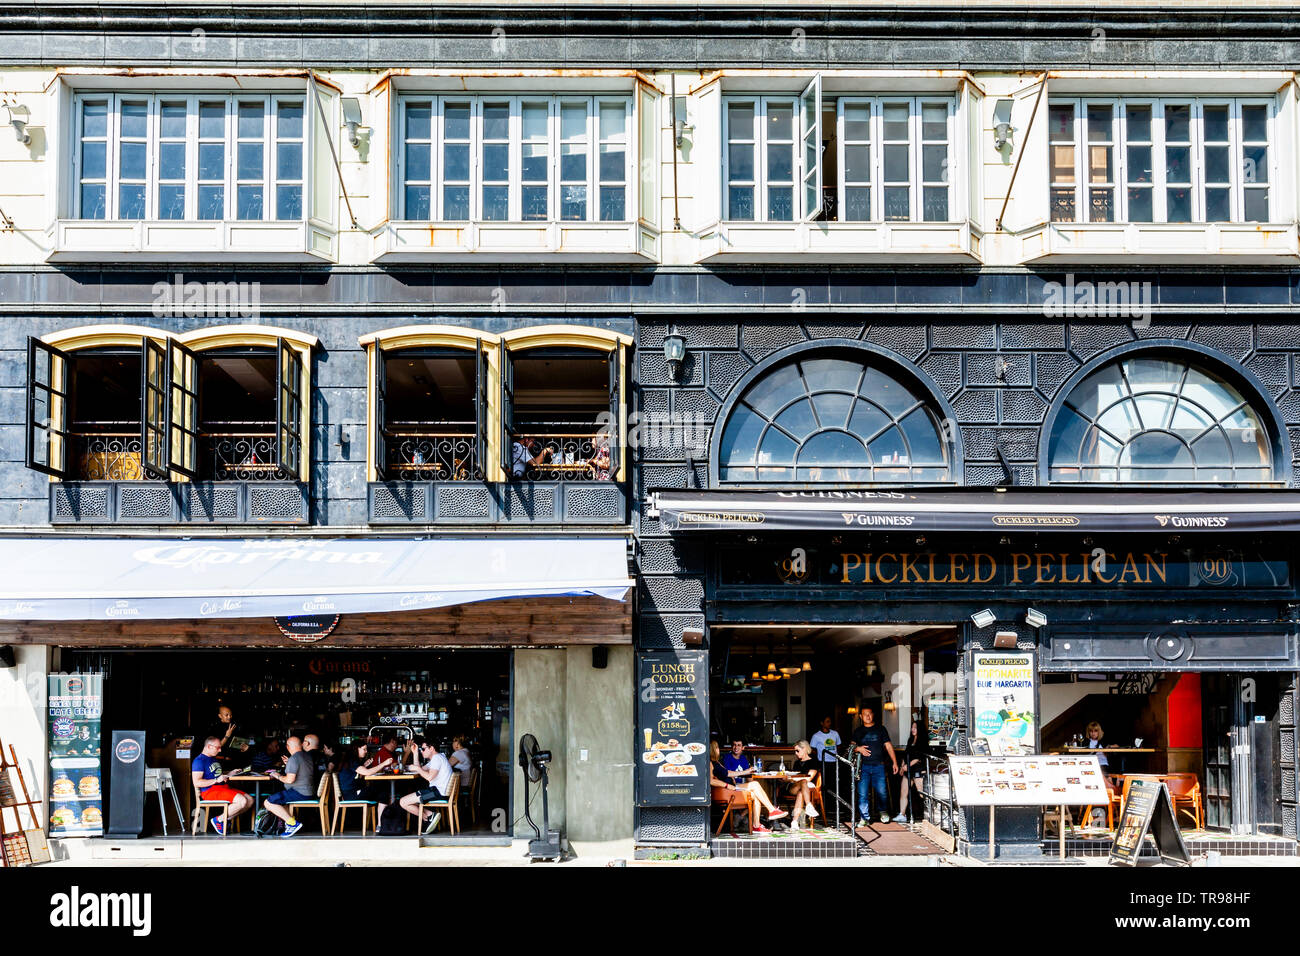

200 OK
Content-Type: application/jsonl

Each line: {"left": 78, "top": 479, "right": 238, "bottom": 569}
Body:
{"left": 723, "top": 86, "right": 955, "bottom": 223}
{"left": 72, "top": 93, "right": 307, "bottom": 222}
{"left": 1049, "top": 97, "right": 1274, "bottom": 224}
{"left": 398, "top": 95, "right": 632, "bottom": 222}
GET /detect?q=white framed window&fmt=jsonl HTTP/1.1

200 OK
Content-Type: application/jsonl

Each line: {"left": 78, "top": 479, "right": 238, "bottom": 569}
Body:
{"left": 397, "top": 94, "right": 633, "bottom": 223}
{"left": 72, "top": 93, "right": 307, "bottom": 222}
{"left": 1049, "top": 96, "right": 1276, "bottom": 224}
{"left": 724, "top": 91, "right": 955, "bottom": 223}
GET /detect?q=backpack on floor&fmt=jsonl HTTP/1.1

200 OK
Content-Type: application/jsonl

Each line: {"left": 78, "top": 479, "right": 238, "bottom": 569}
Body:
{"left": 252, "top": 808, "right": 283, "bottom": 838}
{"left": 378, "top": 803, "right": 407, "bottom": 836}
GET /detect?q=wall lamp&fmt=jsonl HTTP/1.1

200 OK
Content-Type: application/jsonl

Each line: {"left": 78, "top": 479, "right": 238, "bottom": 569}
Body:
{"left": 341, "top": 97, "right": 367, "bottom": 149}
{"left": 663, "top": 328, "right": 686, "bottom": 381}
{"left": 992, "top": 98, "right": 1015, "bottom": 151}
{"left": 1025, "top": 607, "right": 1048, "bottom": 628}
{"left": 970, "top": 608, "right": 996, "bottom": 628}
{"left": 3, "top": 103, "right": 30, "bottom": 145}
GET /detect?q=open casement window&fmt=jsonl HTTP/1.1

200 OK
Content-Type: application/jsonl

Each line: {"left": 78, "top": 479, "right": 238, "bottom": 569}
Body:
{"left": 607, "top": 346, "right": 623, "bottom": 476}
{"left": 275, "top": 338, "right": 304, "bottom": 481}
{"left": 141, "top": 337, "right": 169, "bottom": 479}
{"left": 167, "top": 340, "right": 200, "bottom": 479}
{"left": 25, "top": 338, "right": 70, "bottom": 479}
{"left": 499, "top": 339, "right": 516, "bottom": 478}
{"left": 476, "top": 343, "right": 490, "bottom": 479}
{"left": 800, "top": 74, "right": 823, "bottom": 222}
{"left": 373, "top": 341, "right": 389, "bottom": 481}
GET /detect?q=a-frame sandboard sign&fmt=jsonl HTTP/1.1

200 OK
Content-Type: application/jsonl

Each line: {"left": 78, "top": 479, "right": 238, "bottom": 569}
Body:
{"left": 1109, "top": 777, "right": 1191, "bottom": 866}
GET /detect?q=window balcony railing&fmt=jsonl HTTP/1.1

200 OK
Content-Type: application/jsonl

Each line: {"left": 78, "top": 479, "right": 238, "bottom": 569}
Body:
{"left": 384, "top": 430, "right": 480, "bottom": 481}
{"left": 509, "top": 425, "right": 612, "bottom": 481}
{"left": 201, "top": 432, "right": 294, "bottom": 482}
{"left": 71, "top": 431, "right": 145, "bottom": 481}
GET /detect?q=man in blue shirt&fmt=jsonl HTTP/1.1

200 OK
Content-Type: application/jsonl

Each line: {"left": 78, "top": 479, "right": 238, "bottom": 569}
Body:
{"left": 190, "top": 736, "right": 253, "bottom": 836}
{"left": 721, "top": 738, "right": 755, "bottom": 784}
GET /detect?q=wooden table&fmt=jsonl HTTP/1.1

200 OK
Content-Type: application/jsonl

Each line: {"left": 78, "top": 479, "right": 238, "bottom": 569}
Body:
{"left": 1052, "top": 747, "right": 1156, "bottom": 774}
{"left": 365, "top": 773, "right": 418, "bottom": 806}
{"left": 226, "top": 773, "right": 272, "bottom": 808}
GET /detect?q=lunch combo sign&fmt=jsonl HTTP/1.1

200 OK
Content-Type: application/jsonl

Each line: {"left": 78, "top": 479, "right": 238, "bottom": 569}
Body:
{"left": 638, "top": 651, "right": 709, "bottom": 807}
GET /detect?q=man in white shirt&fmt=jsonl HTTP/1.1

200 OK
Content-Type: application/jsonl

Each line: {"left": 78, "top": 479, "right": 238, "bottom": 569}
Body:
{"left": 810, "top": 717, "right": 845, "bottom": 807}
{"left": 399, "top": 736, "right": 454, "bottom": 834}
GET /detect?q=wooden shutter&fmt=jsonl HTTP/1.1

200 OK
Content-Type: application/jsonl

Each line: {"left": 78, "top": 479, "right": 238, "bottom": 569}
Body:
{"left": 607, "top": 345, "right": 623, "bottom": 477}
{"left": 499, "top": 339, "right": 515, "bottom": 478}
{"left": 140, "top": 337, "right": 169, "bottom": 480}
{"left": 474, "top": 340, "right": 489, "bottom": 480}
{"left": 373, "top": 342, "right": 387, "bottom": 481}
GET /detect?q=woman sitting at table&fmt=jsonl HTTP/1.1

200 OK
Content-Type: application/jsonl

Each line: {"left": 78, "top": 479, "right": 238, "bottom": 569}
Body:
{"left": 710, "top": 741, "right": 787, "bottom": 832}
{"left": 787, "top": 740, "right": 821, "bottom": 829}
{"left": 335, "top": 740, "right": 384, "bottom": 803}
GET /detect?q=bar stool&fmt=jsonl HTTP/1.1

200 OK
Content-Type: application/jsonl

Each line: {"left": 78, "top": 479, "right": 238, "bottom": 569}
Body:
{"left": 144, "top": 768, "right": 185, "bottom": 837}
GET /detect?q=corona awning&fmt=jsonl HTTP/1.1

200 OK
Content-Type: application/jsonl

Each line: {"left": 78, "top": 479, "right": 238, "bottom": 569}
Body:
{"left": 647, "top": 489, "right": 1300, "bottom": 534}
{"left": 0, "top": 536, "right": 632, "bottom": 621}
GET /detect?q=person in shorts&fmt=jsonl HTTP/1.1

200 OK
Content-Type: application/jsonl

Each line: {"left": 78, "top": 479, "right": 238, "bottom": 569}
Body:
{"left": 191, "top": 736, "right": 252, "bottom": 836}
{"left": 399, "top": 736, "right": 454, "bottom": 834}
{"left": 263, "top": 736, "right": 317, "bottom": 838}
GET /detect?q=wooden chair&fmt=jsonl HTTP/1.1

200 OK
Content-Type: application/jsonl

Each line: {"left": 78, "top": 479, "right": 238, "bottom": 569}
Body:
{"left": 284, "top": 772, "right": 331, "bottom": 835}
{"left": 712, "top": 785, "right": 752, "bottom": 835}
{"left": 330, "top": 772, "right": 377, "bottom": 836}
{"left": 416, "top": 773, "right": 461, "bottom": 839}
{"left": 191, "top": 783, "right": 240, "bottom": 837}
{"left": 458, "top": 769, "right": 479, "bottom": 826}
{"left": 1162, "top": 773, "right": 1204, "bottom": 830}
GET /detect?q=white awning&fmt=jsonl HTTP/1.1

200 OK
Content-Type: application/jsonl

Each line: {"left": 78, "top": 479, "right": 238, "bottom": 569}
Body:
{"left": 0, "top": 536, "right": 632, "bottom": 621}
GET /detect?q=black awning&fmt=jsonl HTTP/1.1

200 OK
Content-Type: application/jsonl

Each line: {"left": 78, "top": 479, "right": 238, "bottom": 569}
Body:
{"left": 647, "top": 488, "right": 1300, "bottom": 534}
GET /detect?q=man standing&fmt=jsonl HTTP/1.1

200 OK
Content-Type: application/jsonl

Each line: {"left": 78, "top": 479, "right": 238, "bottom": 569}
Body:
{"left": 263, "top": 736, "right": 317, "bottom": 838}
{"left": 399, "top": 736, "right": 454, "bottom": 834}
{"left": 205, "top": 705, "right": 250, "bottom": 762}
{"left": 810, "top": 717, "right": 845, "bottom": 813}
{"left": 190, "top": 736, "right": 252, "bottom": 836}
{"left": 852, "top": 709, "right": 899, "bottom": 826}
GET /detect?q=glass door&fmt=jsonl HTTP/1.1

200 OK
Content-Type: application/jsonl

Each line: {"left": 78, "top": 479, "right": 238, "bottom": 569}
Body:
{"left": 1201, "top": 674, "right": 1233, "bottom": 831}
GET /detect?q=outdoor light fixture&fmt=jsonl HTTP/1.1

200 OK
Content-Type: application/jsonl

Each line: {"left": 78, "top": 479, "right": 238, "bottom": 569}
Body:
{"left": 663, "top": 328, "right": 686, "bottom": 381}
{"left": 993, "top": 631, "right": 1019, "bottom": 649}
{"left": 970, "top": 608, "right": 996, "bottom": 628}
{"left": 341, "top": 97, "right": 366, "bottom": 149}
{"left": 1025, "top": 607, "right": 1048, "bottom": 628}
{"left": 3, "top": 103, "right": 30, "bottom": 145}
{"left": 992, "top": 98, "right": 1014, "bottom": 151}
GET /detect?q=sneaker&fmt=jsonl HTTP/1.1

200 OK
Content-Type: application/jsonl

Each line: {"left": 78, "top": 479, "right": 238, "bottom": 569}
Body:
{"left": 281, "top": 820, "right": 303, "bottom": 838}
{"left": 857, "top": 818, "right": 869, "bottom": 828}
{"left": 423, "top": 811, "right": 442, "bottom": 834}
{"left": 751, "top": 824, "right": 771, "bottom": 834}
{"left": 879, "top": 813, "right": 891, "bottom": 823}
{"left": 805, "top": 806, "right": 819, "bottom": 819}
{"left": 891, "top": 813, "right": 907, "bottom": 823}
{"left": 210, "top": 816, "right": 225, "bottom": 836}
{"left": 767, "top": 809, "right": 789, "bottom": 821}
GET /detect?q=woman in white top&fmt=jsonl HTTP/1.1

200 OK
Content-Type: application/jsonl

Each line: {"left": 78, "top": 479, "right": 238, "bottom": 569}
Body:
{"left": 449, "top": 735, "right": 473, "bottom": 789}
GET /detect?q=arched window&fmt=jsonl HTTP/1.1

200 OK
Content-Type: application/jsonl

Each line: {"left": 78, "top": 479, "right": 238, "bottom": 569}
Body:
{"left": 1046, "top": 352, "right": 1277, "bottom": 484}
{"left": 715, "top": 349, "right": 955, "bottom": 484}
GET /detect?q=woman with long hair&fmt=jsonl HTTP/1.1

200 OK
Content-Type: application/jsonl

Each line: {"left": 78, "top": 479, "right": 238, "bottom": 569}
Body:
{"left": 894, "top": 712, "right": 931, "bottom": 824}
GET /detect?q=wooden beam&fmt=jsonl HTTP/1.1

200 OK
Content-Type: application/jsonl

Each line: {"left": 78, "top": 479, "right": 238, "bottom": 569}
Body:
{"left": 0, "top": 596, "right": 631, "bottom": 648}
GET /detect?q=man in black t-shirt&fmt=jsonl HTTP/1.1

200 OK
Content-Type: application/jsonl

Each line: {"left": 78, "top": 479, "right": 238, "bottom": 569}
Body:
{"left": 851, "top": 708, "right": 898, "bottom": 826}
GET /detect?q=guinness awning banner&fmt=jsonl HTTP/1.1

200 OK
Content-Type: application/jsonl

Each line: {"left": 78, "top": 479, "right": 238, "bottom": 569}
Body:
{"left": 648, "top": 489, "right": 1300, "bottom": 534}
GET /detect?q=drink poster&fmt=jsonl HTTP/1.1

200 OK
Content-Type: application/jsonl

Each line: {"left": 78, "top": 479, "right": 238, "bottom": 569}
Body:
{"left": 637, "top": 650, "right": 708, "bottom": 807}
{"left": 48, "top": 673, "right": 104, "bottom": 837}
{"left": 948, "top": 754, "right": 1107, "bottom": 806}
{"left": 972, "top": 653, "right": 1036, "bottom": 755}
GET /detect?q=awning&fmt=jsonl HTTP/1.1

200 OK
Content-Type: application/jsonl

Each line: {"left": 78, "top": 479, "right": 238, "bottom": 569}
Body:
{"left": 0, "top": 536, "right": 632, "bottom": 621}
{"left": 648, "top": 489, "right": 1300, "bottom": 534}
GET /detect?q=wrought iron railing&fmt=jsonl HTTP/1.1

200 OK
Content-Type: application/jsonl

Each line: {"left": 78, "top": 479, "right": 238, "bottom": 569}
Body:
{"left": 70, "top": 432, "right": 144, "bottom": 481}
{"left": 384, "top": 430, "right": 479, "bottom": 481}
{"left": 201, "top": 432, "right": 293, "bottom": 482}
{"left": 508, "top": 426, "right": 612, "bottom": 481}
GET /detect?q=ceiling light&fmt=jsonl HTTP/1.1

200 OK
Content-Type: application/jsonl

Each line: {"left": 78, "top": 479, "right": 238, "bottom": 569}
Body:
{"left": 801, "top": 660, "right": 811, "bottom": 672}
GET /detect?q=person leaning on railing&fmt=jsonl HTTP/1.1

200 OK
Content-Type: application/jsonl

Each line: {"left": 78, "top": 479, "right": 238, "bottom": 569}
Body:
{"left": 511, "top": 438, "right": 552, "bottom": 478}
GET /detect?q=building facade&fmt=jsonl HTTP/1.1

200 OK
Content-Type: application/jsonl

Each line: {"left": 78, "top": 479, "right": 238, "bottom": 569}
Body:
{"left": 0, "top": 3, "right": 1298, "bottom": 857}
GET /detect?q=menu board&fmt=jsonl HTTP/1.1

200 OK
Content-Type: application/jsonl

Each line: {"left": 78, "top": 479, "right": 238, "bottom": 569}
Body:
{"left": 637, "top": 650, "right": 708, "bottom": 807}
{"left": 48, "top": 673, "right": 104, "bottom": 837}
{"left": 949, "top": 754, "right": 1108, "bottom": 806}
{"left": 1110, "top": 777, "right": 1190, "bottom": 866}
{"left": 971, "top": 653, "right": 1036, "bottom": 755}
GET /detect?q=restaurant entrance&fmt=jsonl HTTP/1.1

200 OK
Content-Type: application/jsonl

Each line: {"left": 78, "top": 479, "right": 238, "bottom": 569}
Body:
{"left": 58, "top": 647, "right": 512, "bottom": 838}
